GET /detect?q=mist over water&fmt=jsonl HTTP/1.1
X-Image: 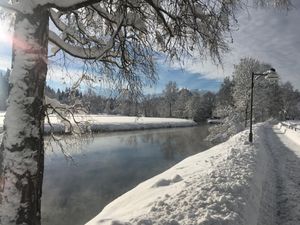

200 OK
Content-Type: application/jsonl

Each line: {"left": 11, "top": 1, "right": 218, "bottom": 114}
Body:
{"left": 42, "top": 125, "right": 212, "bottom": 225}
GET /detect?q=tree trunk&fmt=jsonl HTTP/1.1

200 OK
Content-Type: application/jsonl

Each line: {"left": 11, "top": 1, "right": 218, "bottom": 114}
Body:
{"left": 0, "top": 6, "right": 49, "bottom": 225}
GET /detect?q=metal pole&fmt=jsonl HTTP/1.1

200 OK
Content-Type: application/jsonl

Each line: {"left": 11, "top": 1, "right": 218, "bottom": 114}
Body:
{"left": 249, "top": 72, "right": 254, "bottom": 142}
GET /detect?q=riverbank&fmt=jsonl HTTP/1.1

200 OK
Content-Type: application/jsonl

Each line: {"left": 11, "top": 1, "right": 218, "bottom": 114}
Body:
{"left": 86, "top": 122, "right": 300, "bottom": 225}
{"left": 0, "top": 112, "right": 197, "bottom": 134}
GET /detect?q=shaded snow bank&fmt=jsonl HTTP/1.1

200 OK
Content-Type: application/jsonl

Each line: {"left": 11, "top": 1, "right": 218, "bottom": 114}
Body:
{"left": 86, "top": 123, "right": 275, "bottom": 225}
{"left": 0, "top": 114, "right": 196, "bottom": 134}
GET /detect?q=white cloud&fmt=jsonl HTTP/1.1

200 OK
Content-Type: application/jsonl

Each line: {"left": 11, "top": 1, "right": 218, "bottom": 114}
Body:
{"left": 176, "top": 3, "right": 300, "bottom": 89}
{"left": 0, "top": 56, "right": 11, "bottom": 70}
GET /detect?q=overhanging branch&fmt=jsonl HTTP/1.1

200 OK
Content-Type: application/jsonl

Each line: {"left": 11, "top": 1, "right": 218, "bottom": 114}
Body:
{"left": 45, "top": 0, "right": 102, "bottom": 12}
{"left": 49, "top": 30, "right": 101, "bottom": 59}
{"left": 0, "top": 0, "right": 21, "bottom": 13}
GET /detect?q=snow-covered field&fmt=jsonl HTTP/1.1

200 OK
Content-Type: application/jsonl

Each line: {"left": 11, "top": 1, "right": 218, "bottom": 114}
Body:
{"left": 0, "top": 113, "right": 196, "bottom": 134}
{"left": 86, "top": 122, "right": 300, "bottom": 225}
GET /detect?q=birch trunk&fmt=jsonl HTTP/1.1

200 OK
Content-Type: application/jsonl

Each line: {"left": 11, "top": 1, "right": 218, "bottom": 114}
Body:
{"left": 0, "top": 6, "right": 49, "bottom": 225}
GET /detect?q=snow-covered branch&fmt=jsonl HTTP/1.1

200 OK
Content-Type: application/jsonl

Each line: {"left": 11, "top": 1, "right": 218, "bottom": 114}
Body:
{"left": 0, "top": 0, "right": 21, "bottom": 12}
{"left": 49, "top": 9, "right": 126, "bottom": 60}
{"left": 49, "top": 30, "right": 115, "bottom": 60}
{"left": 45, "top": 96, "right": 89, "bottom": 134}
{"left": 43, "top": 0, "right": 101, "bottom": 11}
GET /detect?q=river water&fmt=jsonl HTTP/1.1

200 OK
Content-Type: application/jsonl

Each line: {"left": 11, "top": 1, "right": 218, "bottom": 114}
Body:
{"left": 41, "top": 125, "right": 212, "bottom": 225}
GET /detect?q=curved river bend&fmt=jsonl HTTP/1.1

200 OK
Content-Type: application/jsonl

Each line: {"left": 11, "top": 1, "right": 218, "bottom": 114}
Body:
{"left": 42, "top": 125, "right": 212, "bottom": 225}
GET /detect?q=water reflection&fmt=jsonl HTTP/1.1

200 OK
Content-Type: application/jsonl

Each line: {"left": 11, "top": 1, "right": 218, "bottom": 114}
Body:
{"left": 42, "top": 126, "right": 211, "bottom": 225}
{"left": 118, "top": 126, "right": 211, "bottom": 159}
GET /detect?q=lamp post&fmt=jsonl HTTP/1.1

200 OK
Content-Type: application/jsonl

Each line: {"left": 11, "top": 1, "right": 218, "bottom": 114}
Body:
{"left": 249, "top": 68, "right": 279, "bottom": 143}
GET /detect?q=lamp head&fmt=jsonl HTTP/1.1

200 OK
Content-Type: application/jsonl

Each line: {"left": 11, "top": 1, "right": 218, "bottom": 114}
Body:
{"left": 264, "top": 68, "right": 279, "bottom": 81}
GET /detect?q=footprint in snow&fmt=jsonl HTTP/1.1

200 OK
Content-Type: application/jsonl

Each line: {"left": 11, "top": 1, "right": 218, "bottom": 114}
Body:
{"left": 152, "top": 175, "right": 183, "bottom": 188}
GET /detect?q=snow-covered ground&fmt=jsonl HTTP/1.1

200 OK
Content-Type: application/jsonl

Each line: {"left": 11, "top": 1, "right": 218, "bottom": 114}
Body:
{"left": 278, "top": 122, "right": 300, "bottom": 146}
{"left": 280, "top": 120, "right": 300, "bottom": 132}
{"left": 268, "top": 123, "right": 300, "bottom": 225}
{"left": 86, "top": 122, "right": 300, "bottom": 225}
{"left": 0, "top": 113, "right": 196, "bottom": 134}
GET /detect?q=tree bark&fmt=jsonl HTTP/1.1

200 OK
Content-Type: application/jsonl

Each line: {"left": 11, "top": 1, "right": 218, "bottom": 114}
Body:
{"left": 0, "top": 6, "right": 49, "bottom": 225}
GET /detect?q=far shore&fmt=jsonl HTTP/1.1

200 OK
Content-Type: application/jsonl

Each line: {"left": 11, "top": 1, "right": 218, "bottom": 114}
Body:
{"left": 0, "top": 112, "right": 197, "bottom": 135}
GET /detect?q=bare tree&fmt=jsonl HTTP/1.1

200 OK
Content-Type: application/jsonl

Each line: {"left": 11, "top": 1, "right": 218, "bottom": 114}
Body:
{"left": 0, "top": 0, "right": 290, "bottom": 224}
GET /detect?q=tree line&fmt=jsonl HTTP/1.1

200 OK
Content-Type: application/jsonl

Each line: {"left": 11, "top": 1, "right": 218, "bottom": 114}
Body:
{"left": 1, "top": 70, "right": 216, "bottom": 122}
{"left": 46, "top": 81, "right": 216, "bottom": 122}
{"left": 208, "top": 57, "right": 300, "bottom": 143}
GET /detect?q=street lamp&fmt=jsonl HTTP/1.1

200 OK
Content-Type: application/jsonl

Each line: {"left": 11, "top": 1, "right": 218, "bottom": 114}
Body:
{"left": 249, "top": 68, "right": 279, "bottom": 143}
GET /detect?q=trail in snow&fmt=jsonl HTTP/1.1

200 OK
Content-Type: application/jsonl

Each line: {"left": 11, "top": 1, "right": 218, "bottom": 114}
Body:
{"left": 266, "top": 125, "right": 300, "bottom": 225}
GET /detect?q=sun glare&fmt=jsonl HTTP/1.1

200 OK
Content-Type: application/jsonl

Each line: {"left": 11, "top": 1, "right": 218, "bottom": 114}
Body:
{"left": 0, "top": 20, "right": 12, "bottom": 70}
{"left": 0, "top": 22, "right": 12, "bottom": 45}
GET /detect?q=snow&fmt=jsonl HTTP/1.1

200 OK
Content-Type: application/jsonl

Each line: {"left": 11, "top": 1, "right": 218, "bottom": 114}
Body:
{"left": 280, "top": 120, "right": 300, "bottom": 132}
{"left": 206, "top": 118, "right": 222, "bottom": 124}
{"left": 86, "top": 123, "right": 272, "bottom": 225}
{"left": 86, "top": 122, "right": 300, "bottom": 225}
{"left": 278, "top": 121, "right": 300, "bottom": 146}
{"left": 0, "top": 113, "right": 196, "bottom": 134}
{"left": 267, "top": 124, "right": 300, "bottom": 224}
{"left": 1, "top": 109, "right": 300, "bottom": 225}
{"left": 45, "top": 115, "right": 196, "bottom": 133}
{"left": 0, "top": 111, "right": 4, "bottom": 133}
{"left": 1, "top": 0, "right": 91, "bottom": 13}
{"left": 5, "top": 17, "right": 41, "bottom": 148}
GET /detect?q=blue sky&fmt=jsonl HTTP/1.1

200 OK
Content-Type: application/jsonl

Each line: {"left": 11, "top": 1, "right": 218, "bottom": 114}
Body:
{"left": 1, "top": 1, "right": 300, "bottom": 94}
{"left": 144, "top": 63, "right": 223, "bottom": 94}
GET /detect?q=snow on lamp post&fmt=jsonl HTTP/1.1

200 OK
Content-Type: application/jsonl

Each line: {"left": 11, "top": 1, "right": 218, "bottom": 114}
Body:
{"left": 249, "top": 68, "right": 279, "bottom": 143}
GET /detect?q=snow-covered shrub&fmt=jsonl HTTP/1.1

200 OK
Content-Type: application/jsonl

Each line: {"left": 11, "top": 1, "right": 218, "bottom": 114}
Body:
{"left": 206, "top": 106, "right": 244, "bottom": 143}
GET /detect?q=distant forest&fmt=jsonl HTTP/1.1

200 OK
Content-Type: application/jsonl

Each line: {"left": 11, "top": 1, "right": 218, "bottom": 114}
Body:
{"left": 0, "top": 70, "right": 215, "bottom": 122}
{"left": 44, "top": 81, "right": 216, "bottom": 122}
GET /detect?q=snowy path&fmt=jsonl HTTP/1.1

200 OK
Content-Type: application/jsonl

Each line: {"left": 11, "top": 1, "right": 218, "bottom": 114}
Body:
{"left": 266, "top": 125, "right": 300, "bottom": 225}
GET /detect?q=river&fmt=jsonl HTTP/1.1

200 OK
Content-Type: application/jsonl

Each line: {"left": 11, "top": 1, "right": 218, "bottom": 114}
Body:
{"left": 41, "top": 125, "right": 212, "bottom": 225}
